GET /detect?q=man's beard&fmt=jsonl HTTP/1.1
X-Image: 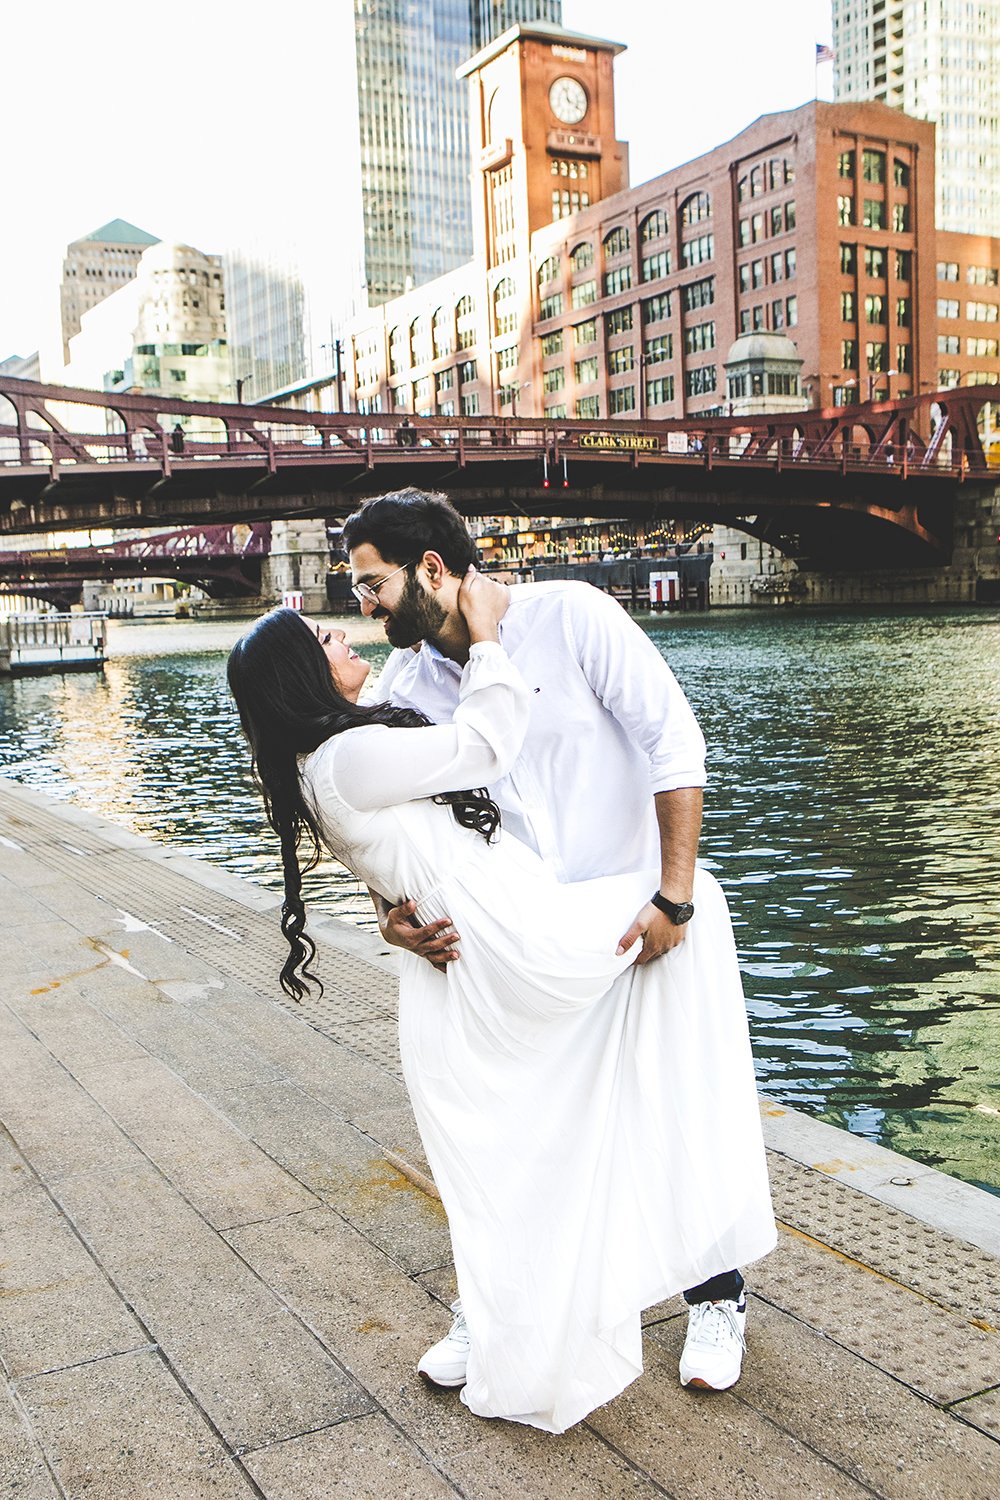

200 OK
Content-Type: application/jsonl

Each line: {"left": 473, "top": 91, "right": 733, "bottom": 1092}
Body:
{"left": 381, "top": 572, "right": 448, "bottom": 648}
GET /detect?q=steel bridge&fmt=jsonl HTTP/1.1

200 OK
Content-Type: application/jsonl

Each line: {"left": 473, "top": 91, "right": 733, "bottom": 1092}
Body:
{"left": 1, "top": 377, "right": 995, "bottom": 567}
{"left": 0, "top": 522, "right": 271, "bottom": 611}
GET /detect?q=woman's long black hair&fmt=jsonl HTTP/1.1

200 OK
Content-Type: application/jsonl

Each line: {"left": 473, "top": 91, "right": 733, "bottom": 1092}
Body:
{"left": 227, "top": 608, "right": 500, "bottom": 1001}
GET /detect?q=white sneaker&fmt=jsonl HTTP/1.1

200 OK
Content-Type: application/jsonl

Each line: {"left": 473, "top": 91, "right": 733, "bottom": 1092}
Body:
{"left": 417, "top": 1299, "right": 470, "bottom": 1388}
{"left": 679, "top": 1294, "right": 747, "bottom": 1391}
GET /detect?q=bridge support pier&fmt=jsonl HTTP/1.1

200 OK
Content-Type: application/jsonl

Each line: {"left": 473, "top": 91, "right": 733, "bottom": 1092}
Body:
{"left": 260, "top": 520, "right": 329, "bottom": 612}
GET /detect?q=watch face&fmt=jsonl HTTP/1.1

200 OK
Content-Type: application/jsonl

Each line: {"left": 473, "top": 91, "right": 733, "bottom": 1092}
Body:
{"left": 549, "top": 75, "right": 588, "bottom": 126}
{"left": 675, "top": 902, "right": 695, "bottom": 924}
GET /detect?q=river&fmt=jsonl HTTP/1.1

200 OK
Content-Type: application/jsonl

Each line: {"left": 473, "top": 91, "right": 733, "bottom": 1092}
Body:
{"left": 1, "top": 605, "right": 998, "bottom": 1194}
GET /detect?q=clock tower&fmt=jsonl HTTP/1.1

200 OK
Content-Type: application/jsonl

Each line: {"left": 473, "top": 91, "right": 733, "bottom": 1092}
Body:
{"left": 458, "top": 21, "right": 630, "bottom": 272}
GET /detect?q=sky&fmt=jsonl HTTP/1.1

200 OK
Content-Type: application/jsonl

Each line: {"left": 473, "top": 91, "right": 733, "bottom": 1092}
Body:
{"left": 0, "top": 0, "right": 834, "bottom": 364}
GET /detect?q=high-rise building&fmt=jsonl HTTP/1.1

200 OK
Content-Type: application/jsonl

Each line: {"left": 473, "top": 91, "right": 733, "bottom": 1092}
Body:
{"left": 831, "top": 0, "right": 1000, "bottom": 237}
{"left": 59, "top": 219, "right": 160, "bottom": 363}
{"left": 354, "top": 0, "right": 562, "bottom": 305}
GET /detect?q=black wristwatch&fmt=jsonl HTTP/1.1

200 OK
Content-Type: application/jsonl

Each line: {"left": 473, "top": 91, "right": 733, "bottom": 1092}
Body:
{"left": 650, "top": 892, "right": 695, "bottom": 925}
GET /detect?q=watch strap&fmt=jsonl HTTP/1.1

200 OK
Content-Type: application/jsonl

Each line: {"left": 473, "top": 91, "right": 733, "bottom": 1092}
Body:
{"left": 650, "top": 891, "right": 694, "bottom": 923}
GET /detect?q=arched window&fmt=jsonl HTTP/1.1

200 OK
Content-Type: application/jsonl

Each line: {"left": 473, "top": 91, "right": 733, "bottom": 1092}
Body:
{"left": 750, "top": 165, "right": 763, "bottom": 197}
{"left": 494, "top": 277, "right": 517, "bottom": 336}
{"left": 388, "top": 326, "right": 406, "bottom": 376}
{"left": 537, "top": 257, "right": 559, "bottom": 286}
{"left": 603, "top": 225, "right": 631, "bottom": 258}
{"left": 432, "top": 307, "right": 453, "bottom": 359}
{"left": 570, "top": 241, "right": 594, "bottom": 271}
{"left": 456, "top": 295, "right": 477, "bottom": 350}
{"left": 681, "top": 191, "right": 712, "bottom": 225}
{"left": 410, "top": 315, "right": 431, "bottom": 366}
{"left": 640, "top": 209, "right": 669, "bottom": 242}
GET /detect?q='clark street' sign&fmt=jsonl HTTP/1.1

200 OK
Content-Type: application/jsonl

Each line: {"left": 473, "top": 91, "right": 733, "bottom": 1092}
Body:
{"left": 579, "top": 431, "right": 661, "bottom": 452}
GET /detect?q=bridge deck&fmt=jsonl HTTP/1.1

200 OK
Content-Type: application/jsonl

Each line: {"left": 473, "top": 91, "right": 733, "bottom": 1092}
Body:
{"left": 2, "top": 777, "right": 998, "bottom": 1498}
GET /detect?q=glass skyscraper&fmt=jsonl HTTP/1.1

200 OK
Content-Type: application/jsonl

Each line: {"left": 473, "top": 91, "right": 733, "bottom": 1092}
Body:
{"left": 355, "top": 0, "right": 562, "bottom": 304}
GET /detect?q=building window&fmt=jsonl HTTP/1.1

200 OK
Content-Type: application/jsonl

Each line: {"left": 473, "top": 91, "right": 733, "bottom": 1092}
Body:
{"left": 866, "top": 341, "right": 889, "bottom": 372}
{"left": 968, "top": 265, "right": 1000, "bottom": 286}
{"left": 786, "top": 295, "right": 797, "bottom": 326}
{"left": 892, "top": 203, "right": 910, "bottom": 233}
{"left": 642, "top": 291, "right": 672, "bottom": 324}
{"left": 608, "top": 386, "right": 635, "bottom": 415}
{"left": 767, "top": 373, "right": 799, "bottom": 396}
{"left": 862, "top": 149, "right": 885, "bottom": 183}
{"left": 841, "top": 291, "right": 856, "bottom": 321}
{"left": 570, "top": 241, "right": 594, "bottom": 270}
{"left": 574, "top": 356, "right": 599, "bottom": 384}
{"left": 967, "top": 337, "right": 1000, "bottom": 357}
{"left": 497, "top": 344, "right": 518, "bottom": 372}
{"left": 457, "top": 295, "right": 477, "bottom": 349}
{"left": 643, "top": 332, "right": 672, "bottom": 363}
{"left": 770, "top": 206, "right": 783, "bottom": 236}
{"left": 842, "top": 339, "right": 858, "bottom": 368}
{"left": 607, "top": 346, "right": 635, "bottom": 374}
{"left": 938, "top": 334, "right": 960, "bottom": 355}
{"left": 838, "top": 150, "right": 855, "bottom": 178}
{"left": 432, "top": 307, "right": 453, "bottom": 358}
{"left": 896, "top": 297, "right": 911, "bottom": 327}
{"left": 865, "top": 294, "right": 885, "bottom": 323}
{"left": 751, "top": 259, "right": 765, "bottom": 289}
{"left": 752, "top": 304, "right": 765, "bottom": 330}
{"left": 684, "top": 365, "right": 716, "bottom": 397}
{"left": 640, "top": 209, "right": 669, "bottom": 241}
{"left": 785, "top": 248, "right": 797, "bottom": 279}
{"left": 414, "top": 376, "right": 432, "bottom": 409}
{"left": 575, "top": 395, "right": 600, "bottom": 418}
{"left": 461, "top": 393, "right": 480, "bottom": 415}
{"left": 439, "top": 400, "right": 455, "bottom": 417}
{"left": 680, "top": 191, "right": 712, "bottom": 224}
{"left": 739, "top": 263, "right": 751, "bottom": 293}
{"left": 552, "top": 157, "right": 589, "bottom": 180}
{"left": 545, "top": 404, "right": 567, "bottom": 418}
{"left": 684, "top": 321, "right": 715, "bottom": 354}
{"left": 540, "top": 330, "right": 564, "bottom": 356}
{"left": 641, "top": 249, "right": 670, "bottom": 282}
{"left": 573, "top": 318, "right": 597, "bottom": 345}
{"left": 543, "top": 366, "right": 566, "bottom": 393}
{"left": 865, "top": 246, "right": 886, "bottom": 278}
{"left": 389, "top": 326, "right": 406, "bottom": 376}
{"left": 968, "top": 301, "right": 999, "bottom": 322}
{"left": 772, "top": 299, "right": 785, "bottom": 328}
{"left": 537, "top": 257, "right": 559, "bottom": 286}
{"left": 893, "top": 159, "right": 910, "bottom": 187}
{"left": 770, "top": 252, "right": 784, "bottom": 283}
{"left": 605, "top": 306, "right": 633, "bottom": 336}
{"left": 838, "top": 196, "right": 854, "bottom": 226}
{"left": 938, "top": 369, "right": 960, "bottom": 388}
{"left": 646, "top": 375, "right": 674, "bottom": 406}
{"left": 603, "top": 265, "right": 633, "bottom": 296}
{"left": 862, "top": 199, "right": 885, "bottom": 230}
{"left": 539, "top": 291, "right": 564, "bottom": 320}
{"left": 571, "top": 280, "right": 597, "bottom": 308}
{"left": 896, "top": 344, "right": 913, "bottom": 372}
{"left": 170, "top": 368, "right": 186, "bottom": 382}
{"left": 937, "top": 261, "right": 959, "bottom": 281}
{"left": 603, "top": 226, "right": 631, "bottom": 258}
{"left": 895, "top": 249, "right": 912, "bottom": 281}
{"left": 681, "top": 276, "right": 715, "bottom": 311}
{"left": 739, "top": 309, "right": 751, "bottom": 333}
{"left": 681, "top": 234, "right": 714, "bottom": 267}
{"left": 937, "top": 297, "right": 959, "bottom": 318}
{"left": 499, "top": 384, "right": 517, "bottom": 407}
{"left": 459, "top": 359, "right": 477, "bottom": 384}
{"left": 435, "top": 367, "right": 454, "bottom": 393}
{"left": 840, "top": 243, "right": 857, "bottom": 274}
{"left": 751, "top": 213, "right": 764, "bottom": 243}
{"left": 493, "top": 278, "right": 517, "bottom": 336}
{"left": 552, "top": 186, "right": 591, "bottom": 219}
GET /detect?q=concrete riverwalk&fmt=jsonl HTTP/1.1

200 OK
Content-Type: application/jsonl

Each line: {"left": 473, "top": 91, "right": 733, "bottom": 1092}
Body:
{"left": 1, "top": 777, "right": 999, "bottom": 1500}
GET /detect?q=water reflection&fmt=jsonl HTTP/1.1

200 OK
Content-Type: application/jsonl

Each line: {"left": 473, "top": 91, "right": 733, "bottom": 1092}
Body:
{"left": 1, "top": 609, "right": 998, "bottom": 1193}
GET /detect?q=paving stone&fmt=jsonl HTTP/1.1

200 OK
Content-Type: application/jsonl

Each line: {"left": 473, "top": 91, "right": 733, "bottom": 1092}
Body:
{"left": 952, "top": 1385, "right": 1000, "bottom": 1443}
{"left": 751, "top": 1228, "right": 1000, "bottom": 1404}
{"left": 5, "top": 981, "right": 148, "bottom": 1072}
{"left": 650, "top": 1296, "right": 1000, "bottom": 1499}
{"left": 41, "top": 1163, "right": 372, "bottom": 1451}
{"left": 18, "top": 1348, "right": 254, "bottom": 1499}
{"left": 0, "top": 1153, "right": 146, "bottom": 1379}
{"left": 587, "top": 1337, "right": 872, "bottom": 1499}
{"left": 243, "top": 1413, "right": 457, "bottom": 1498}
{"left": 0, "top": 1383, "right": 61, "bottom": 1499}
{"left": 78, "top": 1055, "right": 320, "bottom": 1230}
{"left": 220, "top": 1081, "right": 452, "bottom": 1274}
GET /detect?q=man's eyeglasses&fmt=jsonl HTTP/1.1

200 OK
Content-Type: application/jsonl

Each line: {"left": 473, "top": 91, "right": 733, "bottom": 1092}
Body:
{"left": 350, "top": 561, "right": 411, "bottom": 606}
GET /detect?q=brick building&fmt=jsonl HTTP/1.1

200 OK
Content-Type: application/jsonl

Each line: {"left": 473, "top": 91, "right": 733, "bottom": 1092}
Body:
{"left": 345, "top": 20, "right": 1000, "bottom": 424}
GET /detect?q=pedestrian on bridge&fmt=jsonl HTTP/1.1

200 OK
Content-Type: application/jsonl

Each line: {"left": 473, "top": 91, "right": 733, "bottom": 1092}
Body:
{"left": 170, "top": 423, "right": 185, "bottom": 455}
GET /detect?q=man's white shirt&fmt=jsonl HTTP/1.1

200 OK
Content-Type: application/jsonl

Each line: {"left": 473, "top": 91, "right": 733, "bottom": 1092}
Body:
{"left": 369, "top": 581, "right": 707, "bottom": 883}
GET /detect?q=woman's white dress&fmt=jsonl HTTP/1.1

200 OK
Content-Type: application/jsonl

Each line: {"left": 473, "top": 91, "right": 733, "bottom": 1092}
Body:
{"left": 300, "top": 643, "right": 776, "bottom": 1434}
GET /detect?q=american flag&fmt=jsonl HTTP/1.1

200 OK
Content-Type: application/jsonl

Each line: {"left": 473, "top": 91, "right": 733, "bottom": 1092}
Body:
{"left": 816, "top": 42, "right": 835, "bottom": 63}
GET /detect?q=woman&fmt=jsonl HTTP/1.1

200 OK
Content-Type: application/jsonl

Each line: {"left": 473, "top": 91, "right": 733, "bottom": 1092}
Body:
{"left": 227, "top": 575, "right": 775, "bottom": 1435}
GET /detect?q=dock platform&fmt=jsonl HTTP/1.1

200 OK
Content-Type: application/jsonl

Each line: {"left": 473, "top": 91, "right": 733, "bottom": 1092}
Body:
{"left": 1, "top": 776, "right": 998, "bottom": 1498}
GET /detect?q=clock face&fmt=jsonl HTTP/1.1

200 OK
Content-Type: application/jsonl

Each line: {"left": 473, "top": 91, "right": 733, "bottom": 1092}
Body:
{"left": 549, "top": 75, "right": 588, "bottom": 126}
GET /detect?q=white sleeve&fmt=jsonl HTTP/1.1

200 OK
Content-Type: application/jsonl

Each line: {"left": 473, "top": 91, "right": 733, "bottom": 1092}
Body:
{"left": 564, "top": 587, "right": 707, "bottom": 791}
{"left": 319, "top": 642, "right": 531, "bottom": 811}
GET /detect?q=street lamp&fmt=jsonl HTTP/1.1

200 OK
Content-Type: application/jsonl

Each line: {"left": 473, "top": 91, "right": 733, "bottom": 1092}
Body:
{"left": 235, "top": 374, "right": 252, "bottom": 403}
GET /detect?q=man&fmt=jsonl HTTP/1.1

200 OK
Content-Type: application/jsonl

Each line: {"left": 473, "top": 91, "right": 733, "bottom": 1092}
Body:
{"left": 344, "top": 487, "right": 756, "bottom": 1395}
